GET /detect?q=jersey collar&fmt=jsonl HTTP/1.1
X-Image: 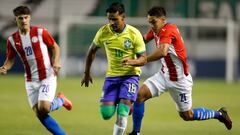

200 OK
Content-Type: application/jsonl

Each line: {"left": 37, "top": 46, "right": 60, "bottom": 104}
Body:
{"left": 109, "top": 24, "right": 127, "bottom": 35}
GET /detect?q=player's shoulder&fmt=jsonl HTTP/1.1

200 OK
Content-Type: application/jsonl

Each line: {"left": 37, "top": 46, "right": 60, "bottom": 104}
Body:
{"left": 96, "top": 24, "right": 110, "bottom": 35}
{"left": 160, "top": 23, "right": 179, "bottom": 34}
{"left": 31, "top": 25, "right": 48, "bottom": 31}
{"left": 126, "top": 24, "right": 140, "bottom": 32}
{"left": 98, "top": 24, "right": 109, "bottom": 31}
{"left": 126, "top": 24, "right": 142, "bottom": 35}
{"left": 164, "top": 23, "right": 178, "bottom": 30}
{"left": 94, "top": 24, "right": 112, "bottom": 39}
{"left": 9, "top": 30, "right": 18, "bottom": 37}
{"left": 8, "top": 29, "right": 20, "bottom": 40}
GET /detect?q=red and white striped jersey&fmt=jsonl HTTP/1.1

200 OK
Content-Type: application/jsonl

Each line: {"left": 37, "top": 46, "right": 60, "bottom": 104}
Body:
{"left": 6, "top": 26, "right": 55, "bottom": 82}
{"left": 145, "top": 23, "right": 189, "bottom": 81}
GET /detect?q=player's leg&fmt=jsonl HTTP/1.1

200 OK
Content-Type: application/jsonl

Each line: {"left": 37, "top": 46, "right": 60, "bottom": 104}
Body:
{"left": 170, "top": 75, "right": 232, "bottom": 130}
{"left": 27, "top": 84, "right": 66, "bottom": 135}
{"left": 129, "top": 84, "right": 152, "bottom": 135}
{"left": 36, "top": 75, "right": 69, "bottom": 135}
{"left": 100, "top": 101, "right": 116, "bottom": 120}
{"left": 99, "top": 77, "right": 118, "bottom": 120}
{"left": 39, "top": 75, "right": 72, "bottom": 112}
{"left": 113, "top": 75, "right": 140, "bottom": 135}
{"left": 130, "top": 72, "right": 166, "bottom": 135}
{"left": 179, "top": 107, "right": 221, "bottom": 121}
{"left": 178, "top": 106, "right": 232, "bottom": 130}
{"left": 113, "top": 99, "right": 132, "bottom": 135}
{"left": 33, "top": 103, "right": 66, "bottom": 135}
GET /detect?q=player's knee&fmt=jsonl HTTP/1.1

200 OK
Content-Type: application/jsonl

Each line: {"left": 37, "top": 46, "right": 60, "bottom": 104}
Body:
{"left": 37, "top": 105, "right": 50, "bottom": 115}
{"left": 116, "top": 103, "right": 130, "bottom": 127}
{"left": 136, "top": 90, "right": 146, "bottom": 102}
{"left": 117, "top": 102, "right": 130, "bottom": 117}
{"left": 179, "top": 112, "right": 193, "bottom": 121}
{"left": 100, "top": 105, "right": 116, "bottom": 120}
{"left": 136, "top": 85, "right": 151, "bottom": 102}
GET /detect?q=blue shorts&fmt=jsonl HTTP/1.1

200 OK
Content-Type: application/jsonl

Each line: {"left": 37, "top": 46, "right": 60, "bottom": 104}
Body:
{"left": 100, "top": 75, "right": 140, "bottom": 103}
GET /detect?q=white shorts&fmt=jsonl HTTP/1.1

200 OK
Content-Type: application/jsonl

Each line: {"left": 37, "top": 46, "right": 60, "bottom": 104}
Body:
{"left": 25, "top": 74, "right": 57, "bottom": 108}
{"left": 144, "top": 71, "right": 193, "bottom": 112}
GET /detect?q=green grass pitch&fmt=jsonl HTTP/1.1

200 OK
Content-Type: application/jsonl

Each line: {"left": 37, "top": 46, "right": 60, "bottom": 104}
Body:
{"left": 0, "top": 74, "right": 239, "bottom": 135}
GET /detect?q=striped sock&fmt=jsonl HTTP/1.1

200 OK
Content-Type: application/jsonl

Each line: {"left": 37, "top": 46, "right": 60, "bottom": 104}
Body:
{"left": 193, "top": 108, "right": 221, "bottom": 120}
{"left": 50, "top": 97, "right": 64, "bottom": 112}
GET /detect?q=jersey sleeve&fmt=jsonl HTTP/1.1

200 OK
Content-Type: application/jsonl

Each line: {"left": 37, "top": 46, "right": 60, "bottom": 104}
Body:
{"left": 42, "top": 28, "right": 55, "bottom": 47}
{"left": 93, "top": 28, "right": 103, "bottom": 48}
{"left": 134, "top": 30, "right": 146, "bottom": 54}
{"left": 6, "top": 39, "right": 17, "bottom": 59}
{"left": 144, "top": 29, "right": 154, "bottom": 42}
{"left": 159, "top": 27, "right": 173, "bottom": 44}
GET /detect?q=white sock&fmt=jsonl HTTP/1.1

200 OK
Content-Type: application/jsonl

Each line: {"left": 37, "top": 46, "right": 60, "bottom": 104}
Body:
{"left": 113, "top": 115, "right": 128, "bottom": 135}
{"left": 113, "top": 124, "right": 125, "bottom": 135}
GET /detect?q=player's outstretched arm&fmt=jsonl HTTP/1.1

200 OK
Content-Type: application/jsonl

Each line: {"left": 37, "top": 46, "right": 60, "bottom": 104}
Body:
{"left": 122, "top": 52, "right": 147, "bottom": 67}
{"left": 147, "top": 43, "right": 169, "bottom": 63}
{"left": 81, "top": 43, "right": 99, "bottom": 87}
{"left": 0, "top": 58, "right": 15, "bottom": 75}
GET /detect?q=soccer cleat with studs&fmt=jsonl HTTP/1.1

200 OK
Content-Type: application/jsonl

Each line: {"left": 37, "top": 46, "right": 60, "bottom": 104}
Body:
{"left": 57, "top": 92, "right": 73, "bottom": 111}
{"left": 217, "top": 107, "right": 232, "bottom": 130}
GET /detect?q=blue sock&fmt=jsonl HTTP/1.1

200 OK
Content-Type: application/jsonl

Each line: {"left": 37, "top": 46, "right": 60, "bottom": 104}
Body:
{"left": 38, "top": 114, "right": 66, "bottom": 135}
{"left": 132, "top": 102, "right": 144, "bottom": 132}
{"left": 193, "top": 108, "right": 221, "bottom": 120}
{"left": 50, "top": 97, "right": 64, "bottom": 112}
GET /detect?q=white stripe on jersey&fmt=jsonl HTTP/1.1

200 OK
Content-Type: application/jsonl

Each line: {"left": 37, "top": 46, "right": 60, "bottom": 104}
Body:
{"left": 161, "top": 44, "right": 185, "bottom": 79}
{"left": 38, "top": 28, "right": 53, "bottom": 77}
{"left": 8, "top": 36, "right": 17, "bottom": 54}
{"left": 20, "top": 33, "right": 39, "bottom": 79}
{"left": 8, "top": 27, "right": 55, "bottom": 81}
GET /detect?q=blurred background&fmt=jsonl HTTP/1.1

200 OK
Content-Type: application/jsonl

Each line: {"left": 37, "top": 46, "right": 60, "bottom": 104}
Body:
{"left": 0, "top": 1, "right": 240, "bottom": 135}
{"left": 0, "top": 0, "right": 239, "bottom": 82}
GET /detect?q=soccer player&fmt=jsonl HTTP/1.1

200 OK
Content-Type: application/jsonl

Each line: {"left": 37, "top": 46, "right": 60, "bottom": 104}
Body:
{"left": 81, "top": 2, "right": 146, "bottom": 135}
{"left": 128, "top": 6, "right": 232, "bottom": 135}
{"left": 0, "top": 6, "right": 72, "bottom": 135}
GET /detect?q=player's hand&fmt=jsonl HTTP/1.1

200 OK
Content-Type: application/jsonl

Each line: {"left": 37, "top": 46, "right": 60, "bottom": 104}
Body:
{"left": 81, "top": 74, "right": 93, "bottom": 87}
{"left": 53, "top": 64, "right": 61, "bottom": 76}
{"left": 0, "top": 66, "right": 7, "bottom": 75}
{"left": 122, "top": 57, "right": 134, "bottom": 67}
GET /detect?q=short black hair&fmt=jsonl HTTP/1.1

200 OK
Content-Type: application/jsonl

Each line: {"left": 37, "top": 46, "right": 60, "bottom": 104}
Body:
{"left": 106, "top": 2, "right": 125, "bottom": 14}
{"left": 148, "top": 6, "right": 166, "bottom": 17}
{"left": 13, "top": 5, "right": 31, "bottom": 16}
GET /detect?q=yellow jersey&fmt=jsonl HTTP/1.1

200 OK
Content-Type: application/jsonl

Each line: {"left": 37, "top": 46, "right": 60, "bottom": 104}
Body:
{"left": 93, "top": 24, "right": 146, "bottom": 77}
